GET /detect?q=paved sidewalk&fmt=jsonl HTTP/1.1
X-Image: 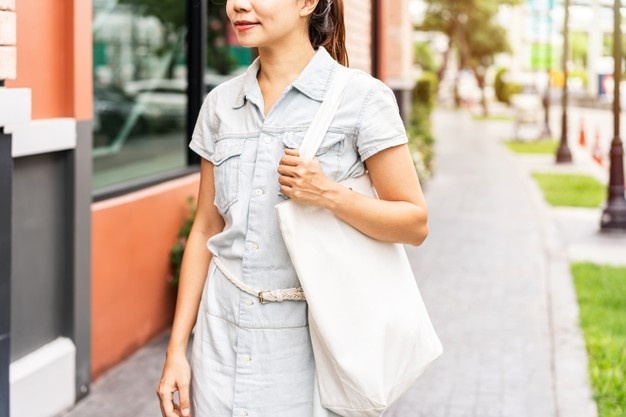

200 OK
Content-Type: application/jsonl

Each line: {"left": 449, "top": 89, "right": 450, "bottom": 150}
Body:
{"left": 56, "top": 331, "right": 180, "bottom": 417}
{"left": 385, "top": 109, "right": 597, "bottom": 417}
{"left": 57, "top": 108, "right": 606, "bottom": 417}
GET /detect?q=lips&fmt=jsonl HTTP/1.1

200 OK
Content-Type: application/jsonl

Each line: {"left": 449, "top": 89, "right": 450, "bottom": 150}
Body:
{"left": 234, "top": 20, "right": 260, "bottom": 30}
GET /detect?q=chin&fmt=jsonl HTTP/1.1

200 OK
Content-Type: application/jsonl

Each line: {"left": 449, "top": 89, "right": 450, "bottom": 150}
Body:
{"left": 233, "top": 37, "right": 261, "bottom": 49}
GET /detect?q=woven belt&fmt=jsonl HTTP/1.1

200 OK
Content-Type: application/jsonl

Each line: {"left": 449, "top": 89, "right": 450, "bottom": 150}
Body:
{"left": 213, "top": 257, "right": 306, "bottom": 304}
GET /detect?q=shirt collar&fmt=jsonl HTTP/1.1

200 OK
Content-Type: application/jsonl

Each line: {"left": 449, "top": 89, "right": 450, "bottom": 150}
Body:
{"left": 232, "top": 46, "right": 337, "bottom": 109}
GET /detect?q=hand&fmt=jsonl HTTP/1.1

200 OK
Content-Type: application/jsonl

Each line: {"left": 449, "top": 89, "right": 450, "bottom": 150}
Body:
{"left": 157, "top": 352, "right": 192, "bottom": 417}
{"left": 277, "top": 148, "right": 337, "bottom": 208}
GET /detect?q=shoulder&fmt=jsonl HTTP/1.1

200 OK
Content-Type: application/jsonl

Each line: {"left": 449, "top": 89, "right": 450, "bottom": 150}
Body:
{"left": 341, "top": 67, "right": 397, "bottom": 108}
{"left": 201, "top": 71, "right": 248, "bottom": 110}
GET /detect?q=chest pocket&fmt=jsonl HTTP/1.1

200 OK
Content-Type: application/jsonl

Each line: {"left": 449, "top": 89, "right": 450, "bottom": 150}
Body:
{"left": 213, "top": 138, "right": 245, "bottom": 214}
{"left": 281, "top": 131, "right": 346, "bottom": 181}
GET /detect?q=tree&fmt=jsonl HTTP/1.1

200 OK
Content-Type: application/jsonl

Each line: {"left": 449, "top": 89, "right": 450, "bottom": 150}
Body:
{"left": 414, "top": 42, "right": 436, "bottom": 73}
{"left": 461, "top": 6, "right": 511, "bottom": 115}
{"left": 420, "top": 0, "right": 522, "bottom": 114}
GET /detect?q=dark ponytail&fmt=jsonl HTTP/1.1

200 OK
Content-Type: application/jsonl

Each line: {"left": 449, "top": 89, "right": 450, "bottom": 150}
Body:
{"left": 308, "top": 0, "right": 349, "bottom": 67}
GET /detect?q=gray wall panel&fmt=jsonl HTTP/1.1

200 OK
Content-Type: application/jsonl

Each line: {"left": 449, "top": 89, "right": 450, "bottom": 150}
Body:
{"left": 0, "top": 131, "right": 12, "bottom": 417}
{"left": 0, "top": 336, "right": 8, "bottom": 417}
{"left": 11, "top": 151, "right": 71, "bottom": 361}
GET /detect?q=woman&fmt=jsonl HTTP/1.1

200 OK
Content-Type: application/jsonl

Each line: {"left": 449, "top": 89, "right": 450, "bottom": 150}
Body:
{"left": 157, "top": 0, "right": 429, "bottom": 416}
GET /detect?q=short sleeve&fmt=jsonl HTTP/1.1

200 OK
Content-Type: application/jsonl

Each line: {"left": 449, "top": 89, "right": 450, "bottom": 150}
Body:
{"left": 188, "top": 94, "right": 216, "bottom": 163}
{"left": 355, "top": 81, "right": 409, "bottom": 161}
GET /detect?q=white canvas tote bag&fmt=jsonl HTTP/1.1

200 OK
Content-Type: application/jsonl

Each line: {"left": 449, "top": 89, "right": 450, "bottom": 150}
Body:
{"left": 276, "top": 66, "right": 443, "bottom": 417}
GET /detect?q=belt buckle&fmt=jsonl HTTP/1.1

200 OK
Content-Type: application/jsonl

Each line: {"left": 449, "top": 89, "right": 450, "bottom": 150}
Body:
{"left": 258, "top": 290, "right": 271, "bottom": 304}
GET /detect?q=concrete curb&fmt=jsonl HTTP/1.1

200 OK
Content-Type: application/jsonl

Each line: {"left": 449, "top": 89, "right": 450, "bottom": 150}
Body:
{"left": 511, "top": 153, "right": 598, "bottom": 417}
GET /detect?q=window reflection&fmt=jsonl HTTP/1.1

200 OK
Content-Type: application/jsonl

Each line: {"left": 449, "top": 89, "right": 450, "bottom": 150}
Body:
{"left": 92, "top": 0, "right": 251, "bottom": 190}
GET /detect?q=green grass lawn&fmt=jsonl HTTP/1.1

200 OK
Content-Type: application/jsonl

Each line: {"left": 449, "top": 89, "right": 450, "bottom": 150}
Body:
{"left": 532, "top": 173, "right": 606, "bottom": 207}
{"left": 472, "top": 114, "right": 514, "bottom": 122}
{"left": 571, "top": 262, "right": 626, "bottom": 417}
{"left": 504, "top": 138, "right": 559, "bottom": 154}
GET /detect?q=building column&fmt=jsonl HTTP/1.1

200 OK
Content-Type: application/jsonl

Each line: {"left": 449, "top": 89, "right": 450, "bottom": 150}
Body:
{"left": 0, "top": 0, "right": 17, "bottom": 414}
{"left": 0, "top": 126, "right": 12, "bottom": 417}
{"left": 377, "top": 0, "right": 415, "bottom": 124}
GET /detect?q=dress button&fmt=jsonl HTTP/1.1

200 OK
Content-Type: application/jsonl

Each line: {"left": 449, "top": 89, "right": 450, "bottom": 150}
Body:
{"left": 244, "top": 355, "right": 252, "bottom": 362}
{"left": 245, "top": 299, "right": 254, "bottom": 306}
{"left": 264, "top": 137, "right": 271, "bottom": 144}
{"left": 250, "top": 242, "right": 259, "bottom": 251}
{"left": 238, "top": 410, "right": 248, "bottom": 417}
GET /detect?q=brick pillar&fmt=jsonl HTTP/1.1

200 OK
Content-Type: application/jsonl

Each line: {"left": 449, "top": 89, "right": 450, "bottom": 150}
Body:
{"left": 344, "top": 0, "right": 372, "bottom": 73}
{"left": 0, "top": 2, "right": 16, "bottom": 416}
{"left": 378, "top": 0, "right": 414, "bottom": 124}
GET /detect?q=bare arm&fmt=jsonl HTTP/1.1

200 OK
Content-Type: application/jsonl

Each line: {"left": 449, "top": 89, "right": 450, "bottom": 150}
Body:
{"left": 158, "top": 159, "right": 225, "bottom": 417}
{"left": 166, "top": 159, "right": 225, "bottom": 355}
{"left": 277, "top": 144, "right": 428, "bottom": 246}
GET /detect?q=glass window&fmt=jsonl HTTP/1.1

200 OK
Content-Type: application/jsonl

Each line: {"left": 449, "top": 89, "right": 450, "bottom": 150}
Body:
{"left": 92, "top": 0, "right": 252, "bottom": 191}
{"left": 205, "top": 2, "right": 253, "bottom": 90}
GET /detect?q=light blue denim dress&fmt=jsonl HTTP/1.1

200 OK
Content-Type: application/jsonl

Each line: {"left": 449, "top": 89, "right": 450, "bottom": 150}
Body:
{"left": 188, "top": 46, "right": 409, "bottom": 417}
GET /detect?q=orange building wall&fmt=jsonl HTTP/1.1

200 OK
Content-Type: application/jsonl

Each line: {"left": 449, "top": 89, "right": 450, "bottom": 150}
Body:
{"left": 5, "top": 0, "right": 92, "bottom": 120}
{"left": 91, "top": 174, "right": 200, "bottom": 379}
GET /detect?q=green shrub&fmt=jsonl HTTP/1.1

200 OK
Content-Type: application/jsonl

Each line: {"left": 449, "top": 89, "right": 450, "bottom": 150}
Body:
{"left": 408, "top": 72, "right": 437, "bottom": 182}
{"left": 413, "top": 71, "right": 438, "bottom": 109}
{"left": 494, "top": 68, "right": 508, "bottom": 103}
{"left": 494, "top": 68, "right": 521, "bottom": 105}
{"left": 169, "top": 196, "right": 197, "bottom": 287}
{"left": 413, "top": 42, "right": 436, "bottom": 73}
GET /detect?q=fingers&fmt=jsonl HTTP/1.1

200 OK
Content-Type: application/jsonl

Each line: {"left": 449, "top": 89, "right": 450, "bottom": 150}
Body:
{"left": 279, "top": 153, "right": 301, "bottom": 167}
{"left": 179, "top": 381, "right": 191, "bottom": 417}
{"left": 277, "top": 163, "right": 296, "bottom": 177}
{"left": 284, "top": 148, "right": 300, "bottom": 157}
{"left": 158, "top": 380, "right": 191, "bottom": 417}
{"left": 278, "top": 173, "right": 298, "bottom": 189}
{"left": 156, "top": 382, "right": 175, "bottom": 417}
{"left": 280, "top": 184, "right": 293, "bottom": 199}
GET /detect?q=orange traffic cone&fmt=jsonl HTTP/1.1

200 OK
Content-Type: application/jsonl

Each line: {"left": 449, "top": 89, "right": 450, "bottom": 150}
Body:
{"left": 592, "top": 130, "right": 604, "bottom": 166}
{"left": 579, "top": 119, "right": 587, "bottom": 147}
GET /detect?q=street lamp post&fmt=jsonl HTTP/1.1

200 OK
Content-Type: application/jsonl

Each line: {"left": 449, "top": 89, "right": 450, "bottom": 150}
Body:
{"left": 600, "top": 0, "right": 626, "bottom": 230}
{"left": 540, "top": 1, "right": 553, "bottom": 139}
{"left": 557, "top": 0, "right": 573, "bottom": 163}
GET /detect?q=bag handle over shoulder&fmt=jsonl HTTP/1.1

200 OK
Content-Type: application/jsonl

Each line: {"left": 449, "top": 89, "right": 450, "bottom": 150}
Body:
{"left": 298, "top": 66, "right": 354, "bottom": 160}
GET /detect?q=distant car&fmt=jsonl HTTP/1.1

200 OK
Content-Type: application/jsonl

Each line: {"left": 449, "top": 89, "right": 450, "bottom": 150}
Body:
{"left": 93, "top": 85, "right": 141, "bottom": 147}
{"left": 94, "top": 73, "right": 244, "bottom": 149}
{"left": 125, "top": 79, "right": 186, "bottom": 131}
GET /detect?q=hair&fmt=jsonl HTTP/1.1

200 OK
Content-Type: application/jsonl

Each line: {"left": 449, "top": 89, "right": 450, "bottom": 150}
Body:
{"left": 307, "top": 0, "right": 349, "bottom": 66}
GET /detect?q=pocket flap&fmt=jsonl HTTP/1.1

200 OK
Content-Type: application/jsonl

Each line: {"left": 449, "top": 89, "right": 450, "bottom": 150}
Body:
{"left": 213, "top": 139, "right": 245, "bottom": 165}
{"left": 282, "top": 132, "right": 345, "bottom": 156}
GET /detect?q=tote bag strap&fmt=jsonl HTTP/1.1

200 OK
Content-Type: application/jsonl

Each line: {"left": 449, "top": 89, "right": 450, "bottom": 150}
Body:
{"left": 298, "top": 66, "right": 354, "bottom": 160}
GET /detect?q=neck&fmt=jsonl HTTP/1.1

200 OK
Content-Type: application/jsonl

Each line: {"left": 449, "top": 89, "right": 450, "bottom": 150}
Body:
{"left": 257, "top": 40, "right": 317, "bottom": 86}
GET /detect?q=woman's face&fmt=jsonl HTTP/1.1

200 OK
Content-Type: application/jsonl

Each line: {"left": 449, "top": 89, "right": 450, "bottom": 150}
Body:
{"left": 226, "top": 0, "right": 316, "bottom": 48}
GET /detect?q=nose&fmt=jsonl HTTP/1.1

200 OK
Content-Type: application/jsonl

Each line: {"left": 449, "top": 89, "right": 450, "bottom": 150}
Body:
{"left": 229, "top": 0, "right": 251, "bottom": 12}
